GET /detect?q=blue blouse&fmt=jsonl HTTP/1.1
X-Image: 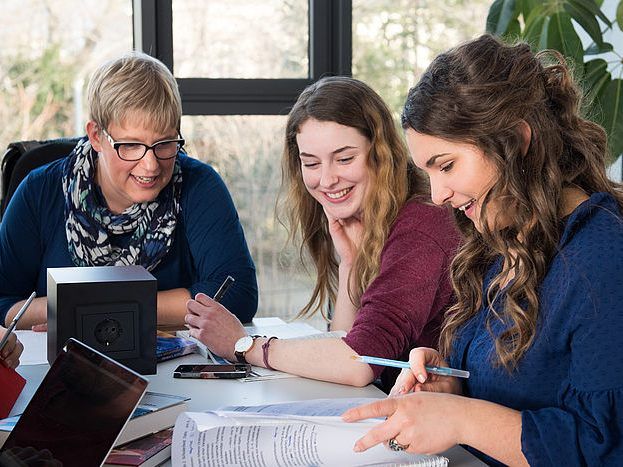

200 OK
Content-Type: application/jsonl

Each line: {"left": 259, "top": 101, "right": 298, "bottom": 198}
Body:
{"left": 449, "top": 192, "right": 623, "bottom": 466}
{"left": 0, "top": 153, "right": 258, "bottom": 324}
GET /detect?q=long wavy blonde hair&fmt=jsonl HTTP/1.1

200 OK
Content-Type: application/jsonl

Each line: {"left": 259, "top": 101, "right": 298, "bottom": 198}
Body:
{"left": 402, "top": 35, "right": 623, "bottom": 370}
{"left": 282, "top": 76, "right": 425, "bottom": 321}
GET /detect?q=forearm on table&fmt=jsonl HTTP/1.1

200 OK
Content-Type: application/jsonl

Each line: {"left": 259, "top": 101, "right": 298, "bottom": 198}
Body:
{"left": 330, "top": 263, "right": 358, "bottom": 332}
{"left": 157, "top": 288, "right": 192, "bottom": 326}
{"left": 244, "top": 336, "right": 375, "bottom": 387}
{"left": 4, "top": 289, "right": 192, "bottom": 328}
{"left": 457, "top": 396, "right": 528, "bottom": 466}
{"left": 5, "top": 297, "right": 47, "bottom": 329}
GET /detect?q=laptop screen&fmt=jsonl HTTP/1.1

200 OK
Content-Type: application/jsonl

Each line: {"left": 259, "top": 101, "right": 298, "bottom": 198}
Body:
{"left": 0, "top": 338, "right": 148, "bottom": 467}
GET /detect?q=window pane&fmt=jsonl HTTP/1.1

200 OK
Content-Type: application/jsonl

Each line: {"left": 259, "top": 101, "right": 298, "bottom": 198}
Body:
{"left": 0, "top": 0, "right": 132, "bottom": 144}
{"left": 173, "top": 0, "right": 309, "bottom": 78}
{"left": 353, "top": 0, "right": 490, "bottom": 114}
{"left": 181, "top": 116, "right": 322, "bottom": 327}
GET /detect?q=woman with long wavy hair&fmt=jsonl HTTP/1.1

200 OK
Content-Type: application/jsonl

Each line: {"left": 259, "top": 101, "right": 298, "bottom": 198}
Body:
{"left": 344, "top": 35, "right": 623, "bottom": 465}
{"left": 185, "top": 76, "right": 460, "bottom": 389}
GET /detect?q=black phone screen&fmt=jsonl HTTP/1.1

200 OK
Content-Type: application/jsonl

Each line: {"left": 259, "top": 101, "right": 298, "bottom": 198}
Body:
{"left": 173, "top": 363, "right": 251, "bottom": 379}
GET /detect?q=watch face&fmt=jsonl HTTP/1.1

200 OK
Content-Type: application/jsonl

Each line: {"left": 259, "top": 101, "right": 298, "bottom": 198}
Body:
{"left": 235, "top": 335, "right": 253, "bottom": 353}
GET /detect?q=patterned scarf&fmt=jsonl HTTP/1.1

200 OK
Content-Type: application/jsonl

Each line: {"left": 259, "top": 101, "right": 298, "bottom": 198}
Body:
{"left": 62, "top": 137, "right": 182, "bottom": 272}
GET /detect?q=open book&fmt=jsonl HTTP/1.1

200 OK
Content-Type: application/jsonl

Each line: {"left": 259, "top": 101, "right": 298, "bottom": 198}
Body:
{"left": 172, "top": 398, "right": 447, "bottom": 466}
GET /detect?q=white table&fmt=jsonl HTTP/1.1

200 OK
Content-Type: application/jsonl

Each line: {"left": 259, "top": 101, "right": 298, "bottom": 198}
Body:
{"left": 12, "top": 325, "right": 485, "bottom": 466}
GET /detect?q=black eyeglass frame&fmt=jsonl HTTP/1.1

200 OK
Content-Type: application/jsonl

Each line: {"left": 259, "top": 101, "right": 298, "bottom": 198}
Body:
{"left": 101, "top": 128, "right": 185, "bottom": 161}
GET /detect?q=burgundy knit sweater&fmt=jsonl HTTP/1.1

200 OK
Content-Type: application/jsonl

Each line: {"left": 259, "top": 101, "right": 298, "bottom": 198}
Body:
{"left": 342, "top": 199, "right": 461, "bottom": 390}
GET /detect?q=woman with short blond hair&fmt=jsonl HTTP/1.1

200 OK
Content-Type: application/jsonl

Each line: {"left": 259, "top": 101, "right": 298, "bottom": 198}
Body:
{"left": 0, "top": 52, "right": 258, "bottom": 329}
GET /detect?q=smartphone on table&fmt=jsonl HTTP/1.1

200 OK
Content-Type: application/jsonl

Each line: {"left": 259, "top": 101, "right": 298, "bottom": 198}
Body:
{"left": 173, "top": 363, "right": 251, "bottom": 379}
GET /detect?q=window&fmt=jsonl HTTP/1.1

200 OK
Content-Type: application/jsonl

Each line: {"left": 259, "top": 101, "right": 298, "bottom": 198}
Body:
{"left": 352, "top": 0, "right": 490, "bottom": 115}
{"left": 135, "top": 0, "right": 351, "bottom": 115}
{"left": 0, "top": 0, "right": 132, "bottom": 143}
{"left": 141, "top": 0, "right": 353, "bottom": 328}
{"left": 172, "top": 0, "right": 309, "bottom": 79}
{"left": 181, "top": 115, "right": 315, "bottom": 322}
{"left": 7, "top": 1, "right": 579, "bottom": 331}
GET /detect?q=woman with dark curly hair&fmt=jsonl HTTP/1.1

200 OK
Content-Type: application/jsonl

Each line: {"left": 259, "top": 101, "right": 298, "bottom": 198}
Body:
{"left": 345, "top": 35, "right": 623, "bottom": 466}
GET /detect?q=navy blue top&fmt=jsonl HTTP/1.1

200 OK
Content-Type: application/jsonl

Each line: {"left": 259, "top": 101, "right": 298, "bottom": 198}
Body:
{"left": 449, "top": 192, "right": 623, "bottom": 466}
{"left": 0, "top": 153, "right": 258, "bottom": 324}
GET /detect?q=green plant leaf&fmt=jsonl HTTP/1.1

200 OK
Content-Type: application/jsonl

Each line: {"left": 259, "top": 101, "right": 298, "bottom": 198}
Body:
{"left": 523, "top": 6, "right": 548, "bottom": 47}
{"left": 617, "top": 0, "right": 623, "bottom": 30}
{"left": 538, "top": 16, "right": 551, "bottom": 50}
{"left": 585, "top": 42, "right": 614, "bottom": 55}
{"left": 564, "top": 0, "right": 604, "bottom": 46}
{"left": 583, "top": 59, "right": 611, "bottom": 101}
{"left": 486, "top": 0, "right": 517, "bottom": 35}
{"left": 506, "top": 18, "right": 522, "bottom": 39}
{"left": 520, "top": 0, "right": 543, "bottom": 19}
{"left": 599, "top": 79, "right": 623, "bottom": 159}
{"left": 569, "top": 0, "right": 612, "bottom": 26}
{"left": 547, "top": 12, "right": 584, "bottom": 70}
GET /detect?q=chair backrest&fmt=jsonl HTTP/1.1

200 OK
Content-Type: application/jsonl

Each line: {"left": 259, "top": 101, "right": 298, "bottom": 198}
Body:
{"left": 0, "top": 137, "right": 80, "bottom": 219}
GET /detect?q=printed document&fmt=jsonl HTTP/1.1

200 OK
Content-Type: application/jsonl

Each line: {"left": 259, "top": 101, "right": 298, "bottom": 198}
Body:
{"left": 171, "top": 398, "right": 448, "bottom": 466}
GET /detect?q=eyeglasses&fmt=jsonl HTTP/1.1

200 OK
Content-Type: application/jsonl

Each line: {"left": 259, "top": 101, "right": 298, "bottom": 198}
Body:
{"left": 101, "top": 128, "right": 185, "bottom": 161}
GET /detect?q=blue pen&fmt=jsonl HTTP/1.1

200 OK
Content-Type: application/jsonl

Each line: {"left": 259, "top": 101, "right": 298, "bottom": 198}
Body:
{"left": 351, "top": 355, "right": 470, "bottom": 379}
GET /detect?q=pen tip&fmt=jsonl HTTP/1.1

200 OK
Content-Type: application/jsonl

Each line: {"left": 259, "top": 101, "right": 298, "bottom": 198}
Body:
{"left": 350, "top": 355, "right": 359, "bottom": 360}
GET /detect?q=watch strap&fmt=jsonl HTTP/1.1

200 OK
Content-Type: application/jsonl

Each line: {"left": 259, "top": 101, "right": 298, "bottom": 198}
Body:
{"left": 234, "top": 334, "right": 262, "bottom": 363}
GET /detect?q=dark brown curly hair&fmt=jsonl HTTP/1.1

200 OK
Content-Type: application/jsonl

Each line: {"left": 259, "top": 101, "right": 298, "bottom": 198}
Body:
{"left": 402, "top": 34, "right": 623, "bottom": 370}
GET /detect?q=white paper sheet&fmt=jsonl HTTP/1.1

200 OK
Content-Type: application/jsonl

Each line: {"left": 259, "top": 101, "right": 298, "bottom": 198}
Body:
{"left": 14, "top": 330, "right": 47, "bottom": 365}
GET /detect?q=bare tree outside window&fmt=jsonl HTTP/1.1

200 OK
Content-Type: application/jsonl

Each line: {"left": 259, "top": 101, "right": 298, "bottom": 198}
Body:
{"left": 0, "top": 0, "right": 132, "bottom": 144}
{"left": 173, "top": 0, "right": 309, "bottom": 78}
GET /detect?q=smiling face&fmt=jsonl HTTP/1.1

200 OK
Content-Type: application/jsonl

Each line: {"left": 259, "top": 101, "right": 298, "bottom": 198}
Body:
{"left": 296, "top": 119, "right": 371, "bottom": 220}
{"left": 406, "top": 129, "right": 500, "bottom": 232}
{"left": 86, "top": 114, "right": 178, "bottom": 214}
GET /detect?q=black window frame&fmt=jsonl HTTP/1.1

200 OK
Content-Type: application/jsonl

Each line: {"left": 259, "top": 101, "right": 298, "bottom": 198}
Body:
{"left": 132, "top": 0, "right": 352, "bottom": 115}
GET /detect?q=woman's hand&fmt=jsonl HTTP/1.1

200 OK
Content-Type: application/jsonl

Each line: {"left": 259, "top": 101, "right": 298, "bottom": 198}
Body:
{"left": 0, "top": 329, "right": 23, "bottom": 369}
{"left": 185, "top": 293, "right": 247, "bottom": 361}
{"left": 325, "top": 209, "right": 364, "bottom": 267}
{"left": 5, "top": 296, "right": 47, "bottom": 330}
{"left": 389, "top": 347, "right": 463, "bottom": 397}
{"left": 342, "top": 391, "right": 466, "bottom": 455}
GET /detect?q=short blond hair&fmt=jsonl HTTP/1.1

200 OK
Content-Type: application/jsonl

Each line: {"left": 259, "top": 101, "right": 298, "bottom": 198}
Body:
{"left": 87, "top": 51, "right": 182, "bottom": 133}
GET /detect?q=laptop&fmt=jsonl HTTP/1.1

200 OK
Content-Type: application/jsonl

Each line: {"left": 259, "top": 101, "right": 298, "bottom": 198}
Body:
{"left": 0, "top": 338, "right": 148, "bottom": 467}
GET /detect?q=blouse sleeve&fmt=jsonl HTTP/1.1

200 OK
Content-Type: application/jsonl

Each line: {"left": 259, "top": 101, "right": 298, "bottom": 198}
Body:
{"left": 521, "top": 247, "right": 623, "bottom": 465}
{"left": 181, "top": 162, "right": 258, "bottom": 323}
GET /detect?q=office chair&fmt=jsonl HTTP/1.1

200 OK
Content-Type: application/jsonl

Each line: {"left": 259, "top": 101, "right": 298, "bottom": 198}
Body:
{"left": 0, "top": 137, "right": 80, "bottom": 219}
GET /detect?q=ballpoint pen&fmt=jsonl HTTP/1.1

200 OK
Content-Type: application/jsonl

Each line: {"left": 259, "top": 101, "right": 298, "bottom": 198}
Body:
{"left": 0, "top": 291, "right": 37, "bottom": 353}
{"left": 212, "top": 276, "right": 235, "bottom": 303}
{"left": 351, "top": 354, "right": 470, "bottom": 378}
